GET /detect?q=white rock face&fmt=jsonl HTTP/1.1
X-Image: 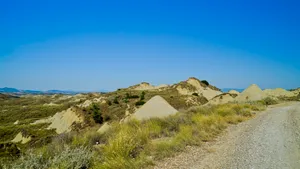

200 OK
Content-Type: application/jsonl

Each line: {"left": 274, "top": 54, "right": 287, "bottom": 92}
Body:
{"left": 48, "top": 108, "right": 83, "bottom": 134}
{"left": 13, "top": 120, "right": 19, "bottom": 125}
{"left": 130, "top": 82, "right": 169, "bottom": 91}
{"left": 228, "top": 90, "right": 240, "bottom": 95}
{"left": 97, "top": 122, "right": 111, "bottom": 134}
{"left": 176, "top": 85, "right": 193, "bottom": 95}
{"left": 176, "top": 78, "right": 222, "bottom": 100}
{"left": 32, "top": 108, "right": 83, "bottom": 134}
{"left": 79, "top": 100, "right": 93, "bottom": 108}
{"left": 235, "top": 84, "right": 264, "bottom": 102}
{"left": 132, "top": 96, "right": 178, "bottom": 120}
{"left": 11, "top": 132, "right": 31, "bottom": 144}
{"left": 263, "top": 88, "right": 295, "bottom": 98}
{"left": 207, "top": 93, "right": 236, "bottom": 105}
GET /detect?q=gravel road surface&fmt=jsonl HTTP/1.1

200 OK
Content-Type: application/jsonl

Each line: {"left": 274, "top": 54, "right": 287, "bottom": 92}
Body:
{"left": 154, "top": 102, "right": 300, "bottom": 169}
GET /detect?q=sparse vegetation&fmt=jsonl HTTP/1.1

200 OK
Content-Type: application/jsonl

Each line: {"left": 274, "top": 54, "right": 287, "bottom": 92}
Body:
{"left": 2, "top": 78, "right": 296, "bottom": 168}
{"left": 2, "top": 145, "right": 93, "bottom": 169}
{"left": 1, "top": 102, "right": 265, "bottom": 169}
{"left": 0, "top": 95, "right": 77, "bottom": 146}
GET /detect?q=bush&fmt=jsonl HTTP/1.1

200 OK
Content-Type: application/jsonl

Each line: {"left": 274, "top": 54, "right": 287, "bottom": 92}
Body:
{"left": 201, "top": 80, "right": 209, "bottom": 86}
{"left": 140, "top": 91, "right": 145, "bottom": 101}
{"left": 125, "top": 93, "right": 130, "bottom": 99}
{"left": 192, "top": 93, "right": 199, "bottom": 96}
{"left": 129, "top": 95, "right": 139, "bottom": 99}
{"left": 113, "top": 97, "right": 119, "bottom": 104}
{"left": 125, "top": 93, "right": 139, "bottom": 99}
{"left": 4, "top": 146, "right": 93, "bottom": 169}
{"left": 91, "top": 104, "right": 103, "bottom": 124}
{"left": 135, "top": 101, "right": 146, "bottom": 106}
{"left": 98, "top": 121, "right": 150, "bottom": 169}
{"left": 262, "top": 97, "right": 278, "bottom": 105}
{"left": 50, "top": 146, "right": 93, "bottom": 169}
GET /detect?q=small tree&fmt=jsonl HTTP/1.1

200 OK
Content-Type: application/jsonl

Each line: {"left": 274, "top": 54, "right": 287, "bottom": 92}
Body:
{"left": 135, "top": 100, "right": 145, "bottom": 106}
{"left": 125, "top": 93, "right": 130, "bottom": 99}
{"left": 91, "top": 104, "right": 103, "bottom": 124}
{"left": 201, "top": 80, "right": 209, "bottom": 86}
{"left": 140, "top": 91, "right": 145, "bottom": 101}
{"left": 192, "top": 93, "right": 199, "bottom": 96}
{"left": 129, "top": 95, "right": 139, "bottom": 99}
{"left": 113, "top": 97, "right": 119, "bottom": 104}
{"left": 263, "top": 97, "right": 278, "bottom": 105}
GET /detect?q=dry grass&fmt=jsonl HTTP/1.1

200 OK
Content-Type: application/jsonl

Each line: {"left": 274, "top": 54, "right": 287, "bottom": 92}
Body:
{"left": 2, "top": 102, "right": 266, "bottom": 169}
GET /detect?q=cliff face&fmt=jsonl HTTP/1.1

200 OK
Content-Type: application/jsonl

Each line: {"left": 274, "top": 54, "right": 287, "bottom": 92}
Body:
{"left": 175, "top": 77, "right": 222, "bottom": 100}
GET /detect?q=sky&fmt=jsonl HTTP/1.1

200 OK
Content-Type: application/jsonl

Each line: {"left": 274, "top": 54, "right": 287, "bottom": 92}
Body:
{"left": 0, "top": 0, "right": 299, "bottom": 91}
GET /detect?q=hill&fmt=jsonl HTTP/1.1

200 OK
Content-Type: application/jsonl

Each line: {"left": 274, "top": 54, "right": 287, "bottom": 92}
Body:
{"left": 0, "top": 77, "right": 300, "bottom": 168}
{"left": 0, "top": 93, "right": 19, "bottom": 99}
{"left": 0, "top": 87, "right": 20, "bottom": 93}
{"left": 0, "top": 87, "right": 85, "bottom": 95}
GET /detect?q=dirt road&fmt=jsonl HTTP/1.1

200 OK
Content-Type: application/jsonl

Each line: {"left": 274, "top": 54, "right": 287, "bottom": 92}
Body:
{"left": 155, "top": 102, "right": 300, "bottom": 169}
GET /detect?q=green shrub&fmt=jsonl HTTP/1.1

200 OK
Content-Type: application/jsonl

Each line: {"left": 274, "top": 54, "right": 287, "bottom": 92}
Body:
{"left": 90, "top": 104, "right": 103, "bottom": 124}
{"left": 262, "top": 97, "right": 278, "bottom": 105}
{"left": 113, "top": 97, "right": 119, "bottom": 104}
{"left": 201, "top": 80, "right": 209, "bottom": 86}
{"left": 192, "top": 93, "right": 199, "bottom": 96}
{"left": 129, "top": 95, "right": 139, "bottom": 99}
{"left": 135, "top": 101, "right": 145, "bottom": 106}
{"left": 125, "top": 93, "right": 139, "bottom": 99}
{"left": 125, "top": 93, "right": 130, "bottom": 99}
{"left": 0, "top": 142, "right": 20, "bottom": 158}
{"left": 140, "top": 91, "right": 145, "bottom": 101}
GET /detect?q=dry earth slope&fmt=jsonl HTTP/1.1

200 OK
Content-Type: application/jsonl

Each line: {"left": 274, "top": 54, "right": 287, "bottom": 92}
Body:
{"left": 154, "top": 102, "right": 300, "bottom": 169}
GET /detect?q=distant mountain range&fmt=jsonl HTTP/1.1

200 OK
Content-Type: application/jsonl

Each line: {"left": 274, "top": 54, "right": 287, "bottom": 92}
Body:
{"left": 221, "top": 88, "right": 244, "bottom": 93}
{"left": 1, "top": 87, "right": 244, "bottom": 95}
{"left": 0, "top": 87, "right": 88, "bottom": 95}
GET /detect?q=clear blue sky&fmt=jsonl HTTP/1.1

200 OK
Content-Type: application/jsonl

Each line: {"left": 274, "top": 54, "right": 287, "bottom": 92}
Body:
{"left": 1, "top": 0, "right": 299, "bottom": 91}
